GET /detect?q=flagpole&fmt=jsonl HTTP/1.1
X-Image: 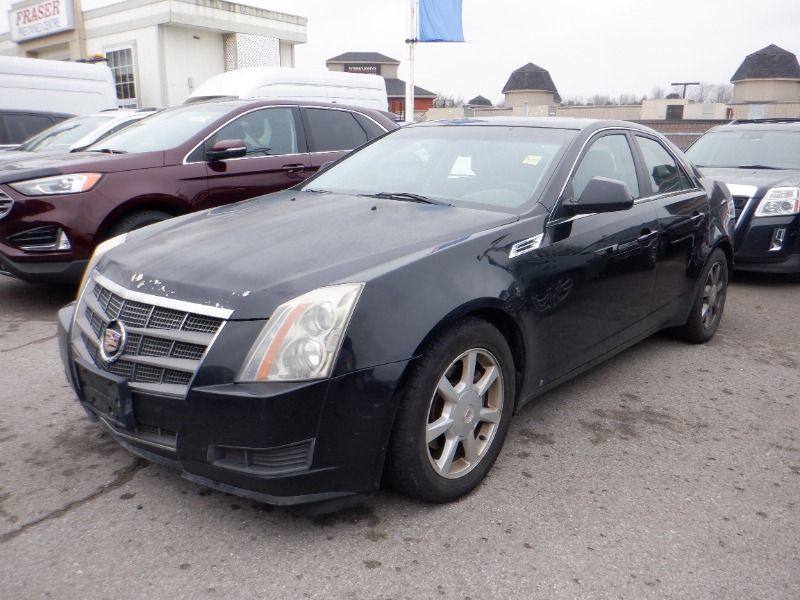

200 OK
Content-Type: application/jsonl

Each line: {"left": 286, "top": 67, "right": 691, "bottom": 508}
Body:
{"left": 405, "top": 0, "right": 417, "bottom": 124}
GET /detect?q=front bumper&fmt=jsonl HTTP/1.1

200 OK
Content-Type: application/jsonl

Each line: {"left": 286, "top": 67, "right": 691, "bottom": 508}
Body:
{"left": 0, "top": 251, "right": 86, "bottom": 283}
{"left": 58, "top": 303, "right": 410, "bottom": 507}
{"left": 734, "top": 213, "right": 800, "bottom": 274}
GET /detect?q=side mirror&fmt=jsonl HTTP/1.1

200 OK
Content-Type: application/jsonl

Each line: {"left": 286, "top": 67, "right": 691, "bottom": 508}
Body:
{"left": 206, "top": 139, "right": 247, "bottom": 162}
{"left": 569, "top": 176, "right": 634, "bottom": 213}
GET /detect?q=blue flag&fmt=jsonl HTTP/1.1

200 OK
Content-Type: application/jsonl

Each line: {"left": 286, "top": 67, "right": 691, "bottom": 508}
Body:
{"left": 419, "top": 0, "right": 464, "bottom": 42}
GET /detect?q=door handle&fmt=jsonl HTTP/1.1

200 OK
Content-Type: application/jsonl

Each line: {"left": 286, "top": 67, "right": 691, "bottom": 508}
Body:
{"left": 282, "top": 163, "right": 305, "bottom": 173}
{"left": 637, "top": 230, "right": 658, "bottom": 244}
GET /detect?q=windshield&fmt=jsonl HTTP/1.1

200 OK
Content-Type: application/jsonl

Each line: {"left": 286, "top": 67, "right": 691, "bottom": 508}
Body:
{"left": 19, "top": 115, "right": 115, "bottom": 152}
{"left": 687, "top": 130, "right": 800, "bottom": 170}
{"left": 88, "top": 104, "right": 232, "bottom": 153}
{"left": 302, "top": 124, "right": 576, "bottom": 213}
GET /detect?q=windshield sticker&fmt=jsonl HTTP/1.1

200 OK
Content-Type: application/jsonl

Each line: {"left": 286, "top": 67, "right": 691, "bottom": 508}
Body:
{"left": 522, "top": 155, "right": 543, "bottom": 166}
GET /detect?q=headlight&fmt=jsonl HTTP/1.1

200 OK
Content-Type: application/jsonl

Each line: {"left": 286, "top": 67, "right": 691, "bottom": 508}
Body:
{"left": 76, "top": 233, "right": 128, "bottom": 300}
{"left": 9, "top": 173, "right": 102, "bottom": 196}
{"left": 237, "top": 283, "right": 364, "bottom": 382}
{"left": 754, "top": 187, "right": 800, "bottom": 217}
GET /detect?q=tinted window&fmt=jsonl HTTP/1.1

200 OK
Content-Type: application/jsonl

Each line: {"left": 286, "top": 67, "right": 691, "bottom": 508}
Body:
{"left": 354, "top": 113, "right": 387, "bottom": 139}
{"left": 305, "top": 108, "right": 368, "bottom": 152}
{"left": 636, "top": 135, "right": 693, "bottom": 194}
{"left": 2, "top": 113, "right": 55, "bottom": 144}
{"left": 571, "top": 134, "right": 640, "bottom": 199}
{"left": 207, "top": 107, "right": 298, "bottom": 156}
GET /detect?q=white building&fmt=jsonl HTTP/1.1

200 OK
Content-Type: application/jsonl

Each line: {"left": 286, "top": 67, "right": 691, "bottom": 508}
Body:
{"left": 1, "top": 0, "right": 308, "bottom": 107}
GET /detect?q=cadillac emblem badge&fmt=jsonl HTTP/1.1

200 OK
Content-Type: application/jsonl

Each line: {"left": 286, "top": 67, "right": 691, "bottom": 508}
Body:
{"left": 100, "top": 320, "right": 127, "bottom": 363}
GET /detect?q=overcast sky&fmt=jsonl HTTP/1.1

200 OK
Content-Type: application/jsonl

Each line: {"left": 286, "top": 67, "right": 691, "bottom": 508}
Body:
{"left": 3, "top": 0, "right": 800, "bottom": 103}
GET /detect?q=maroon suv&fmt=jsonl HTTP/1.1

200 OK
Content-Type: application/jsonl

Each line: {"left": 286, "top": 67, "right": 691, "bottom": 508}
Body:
{"left": 0, "top": 99, "right": 397, "bottom": 282}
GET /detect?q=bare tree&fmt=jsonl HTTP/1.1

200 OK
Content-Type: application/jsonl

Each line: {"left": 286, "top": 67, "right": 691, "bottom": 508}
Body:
{"left": 650, "top": 86, "right": 666, "bottom": 100}
{"left": 688, "top": 83, "right": 733, "bottom": 104}
{"left": 433, "top": 94, "right": 464, "bottom": 108}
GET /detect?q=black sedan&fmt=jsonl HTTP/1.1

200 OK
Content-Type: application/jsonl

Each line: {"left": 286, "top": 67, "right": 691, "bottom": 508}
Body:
{"left": 57, "top": 118, "right": 732, "bottom": 510}
{"left": 686, "top": 119, "right": 800, "bottom": 277}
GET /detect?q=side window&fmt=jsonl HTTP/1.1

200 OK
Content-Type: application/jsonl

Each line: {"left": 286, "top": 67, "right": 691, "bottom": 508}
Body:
{"left": 207, "top": 107, "right": 298, "bottom": 157}
{"left": 304, "top": 108, "right": 369, "bottom": 153}
{"left": 636, "top": 135, "right": 693, "bottom": 195}
{"left": 354, "top": 113, "right": 387, "bottom": 140}
{"left": 570, "top": 134, "right": 640, "bottom": 200}
{"left": 4, "top": 113, "right": 56, "bottom": 144}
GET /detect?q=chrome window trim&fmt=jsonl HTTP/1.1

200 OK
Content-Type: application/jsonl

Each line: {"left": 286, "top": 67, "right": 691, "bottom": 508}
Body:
{"left": 182, "top": 104, "right": 388, "bottom": 165}
{"left": 93, "top": 272, "right": 234, "bottom": 319}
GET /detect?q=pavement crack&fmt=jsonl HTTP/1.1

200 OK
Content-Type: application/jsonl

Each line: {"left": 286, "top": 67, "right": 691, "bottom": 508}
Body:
{"left": 0, "top": 333, "right": 58, "bottom": 354}
{"left": 0, "top": 459, "right": 147, "bottom": 544}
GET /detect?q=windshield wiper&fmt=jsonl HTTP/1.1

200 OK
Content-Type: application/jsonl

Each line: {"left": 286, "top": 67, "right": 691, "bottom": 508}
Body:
{"left": 89, "top": 148, "right": 127, "bottom": 154}
{"left": 361, "top": 192, "right": 452, "bottom": 206}
{"left": 735, "top": 164, "right": 783, "bottom": 170}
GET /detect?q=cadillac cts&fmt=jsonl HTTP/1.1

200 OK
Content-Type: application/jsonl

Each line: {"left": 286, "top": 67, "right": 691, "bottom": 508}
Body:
{"left": 57, "top": 118, "right": 733, "bottom": 510}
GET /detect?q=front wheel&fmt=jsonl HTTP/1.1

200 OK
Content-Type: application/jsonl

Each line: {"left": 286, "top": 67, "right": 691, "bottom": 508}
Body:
{"left": 385, "top": 318, "right": 515, "bottom": 503}
{"left": 106, "top": 209, "right": 173, "bottom": 239}
{"left": 672, "top": 248, "right": 728, "bottom": 343}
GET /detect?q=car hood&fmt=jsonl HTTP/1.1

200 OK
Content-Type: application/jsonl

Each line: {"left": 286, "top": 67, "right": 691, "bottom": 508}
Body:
{"left": 0, "top": 151, "right": 165, "bottom": 184}
{"left": 700, "top": 167, "right": 800, "bottom": 193}
{"left": 100, "top": 190, "right": 518, "bottom": 319}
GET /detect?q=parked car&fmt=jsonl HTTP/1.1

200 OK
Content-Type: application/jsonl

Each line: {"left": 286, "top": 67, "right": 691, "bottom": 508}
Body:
{"left": 186, "top": 66, "right": 389, "bottom": 111}
{"left": 686, "top": 119, "right": 800, "bottom": 277}
{"left": 0, "top": 109, "right": 72, "bottom": 149}
{"left": 0, "top": 99, "right": 397, "bottom": 282}
{"left": 57, "top": 117, "right": 732, "bottom": 511}
{"left": 0, "top": 108, "right": 159, "bottom": 160}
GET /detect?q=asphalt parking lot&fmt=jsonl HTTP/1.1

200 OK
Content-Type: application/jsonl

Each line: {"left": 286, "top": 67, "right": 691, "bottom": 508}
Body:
{"left": 0, "top": 273, "right": 798, "bottom": 599}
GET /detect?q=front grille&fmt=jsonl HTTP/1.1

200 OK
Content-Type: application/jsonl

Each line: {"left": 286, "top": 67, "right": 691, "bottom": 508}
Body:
{"left": 8, "top": 225, "right": 60, "bottom": 250}
{"left": 73, "top": 275, "right": 232, "bottom": 397}
{"left": 0, "top": 192, "right": 12, "bottom": 220}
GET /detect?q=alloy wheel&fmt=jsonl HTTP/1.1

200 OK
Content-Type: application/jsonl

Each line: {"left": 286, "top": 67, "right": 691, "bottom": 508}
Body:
{"left": 425, "top": 348, "right": 505, "bottom": 479}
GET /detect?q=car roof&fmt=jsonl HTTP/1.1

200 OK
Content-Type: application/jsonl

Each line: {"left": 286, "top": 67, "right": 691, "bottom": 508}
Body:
{"left": 411, "top": 116, "right": 658, "bottom": 133}
{"left": 182, "top": 98, "right": 388, "bottom": 116}
{"left": 711, "top": 119, "right": 800, "bottom": 132}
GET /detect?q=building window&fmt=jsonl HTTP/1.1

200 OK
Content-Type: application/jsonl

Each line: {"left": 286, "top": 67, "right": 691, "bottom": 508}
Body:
{"left": 106, "top": 48, "right": 138, "bottom": 108}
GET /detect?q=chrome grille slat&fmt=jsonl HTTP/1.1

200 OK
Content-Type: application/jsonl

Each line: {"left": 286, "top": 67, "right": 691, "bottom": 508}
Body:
{"left": 73, "top": 276, "right": 230, "bottom": 398}
{"left": 0, "top": 192, "right": 12, "bottom": 220}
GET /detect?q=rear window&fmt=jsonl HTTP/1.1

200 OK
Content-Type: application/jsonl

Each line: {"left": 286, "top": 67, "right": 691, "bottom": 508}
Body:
{"left": 21, "top": 115, "right": 116, "bottom": 151}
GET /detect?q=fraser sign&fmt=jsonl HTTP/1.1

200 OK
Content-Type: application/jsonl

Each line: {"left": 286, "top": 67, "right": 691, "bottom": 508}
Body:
{"left": 10, "top": 0, "right": 75, "bottom": 42}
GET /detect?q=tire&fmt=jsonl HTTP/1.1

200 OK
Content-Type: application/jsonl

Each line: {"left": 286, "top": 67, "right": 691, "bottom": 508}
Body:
{"left": 672, "top": 248, "right": 728, "bottom": 343}
{"left": 385, "top": 317, "right": 515, "bottom": 503}
{"left": 106, "top": 210, "right": 172, "bottom": 239}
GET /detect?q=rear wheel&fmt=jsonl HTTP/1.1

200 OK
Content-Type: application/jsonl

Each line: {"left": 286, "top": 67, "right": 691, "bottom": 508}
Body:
{"left": 107, "top": 209, "right": 172, "bottom": 238}
{"left": 386, "top": 318, "right": 515, "bottom": 503}
{"left": 672, "top": 248, "right": 728, "bottom": 343}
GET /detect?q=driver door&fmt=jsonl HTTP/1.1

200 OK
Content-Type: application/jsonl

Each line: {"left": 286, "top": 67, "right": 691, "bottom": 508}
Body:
{"left": 536, "top": 132, "right": 660, "bottom": 379}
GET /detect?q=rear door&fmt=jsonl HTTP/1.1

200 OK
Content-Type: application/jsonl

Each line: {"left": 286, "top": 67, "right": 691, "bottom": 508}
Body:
{"left": 300, "top": 107, "right": 377, "bottom": 171}
{"left": 632, "top": 134, "right": 710, "bottom": 322}
{"left": 197, "top": 106, "right": 311, "bottom": 206}
{"left": 538, "top": 131, "right": 659, "bottom": 379}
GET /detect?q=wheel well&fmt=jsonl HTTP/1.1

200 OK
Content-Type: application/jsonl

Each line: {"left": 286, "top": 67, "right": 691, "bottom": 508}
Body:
{"left": 99, "top": 200, "right": 186, "bottom": 241}
{"left": 715, "top": 239, "right": 734, "bottom": 270}
{"left": 409, "top": 306, "right": 526, "bottom": 407}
